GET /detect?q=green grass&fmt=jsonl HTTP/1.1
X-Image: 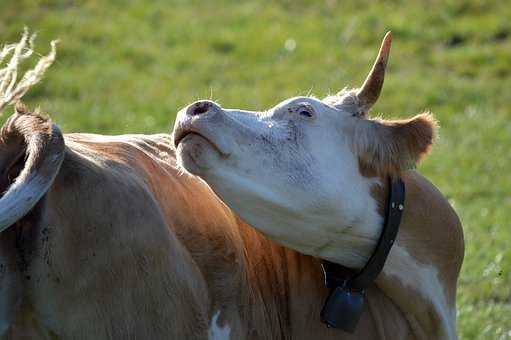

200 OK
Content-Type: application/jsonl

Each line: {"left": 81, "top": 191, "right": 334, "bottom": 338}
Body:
{"left": 1, "top": 1, "right": 510, "bottom": 338}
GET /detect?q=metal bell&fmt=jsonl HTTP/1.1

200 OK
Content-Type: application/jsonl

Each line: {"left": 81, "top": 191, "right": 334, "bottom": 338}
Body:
{"left": 320, "top": 286, "right": 365, "bottom": 333}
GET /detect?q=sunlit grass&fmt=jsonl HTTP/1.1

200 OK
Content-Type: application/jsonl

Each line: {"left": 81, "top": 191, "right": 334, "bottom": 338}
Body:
{"left": 1, "top": 1, "right": 510, "bottom": 338}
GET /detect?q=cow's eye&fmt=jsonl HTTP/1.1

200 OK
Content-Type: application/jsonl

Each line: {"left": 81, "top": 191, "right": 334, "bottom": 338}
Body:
{"left": 297, "top": 105, "right": 314, "bottom": 118}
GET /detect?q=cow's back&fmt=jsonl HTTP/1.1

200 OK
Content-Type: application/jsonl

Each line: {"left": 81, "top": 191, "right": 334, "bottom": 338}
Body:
{"left": 4, "top": 133, "right": 212, "bottom": 339}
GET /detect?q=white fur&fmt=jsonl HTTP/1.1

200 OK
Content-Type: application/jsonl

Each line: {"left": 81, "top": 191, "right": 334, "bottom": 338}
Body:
{"left": 208, "top": 310, "right": 230, "bottom": 340}
{"left": 175, "top": 96, "right": 383, "bottom": 268}
{"left": 386, "top": 246, "right": 456, "bottom": 340}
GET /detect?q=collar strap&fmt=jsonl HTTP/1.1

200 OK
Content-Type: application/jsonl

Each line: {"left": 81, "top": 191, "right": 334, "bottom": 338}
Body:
{"left": 320, "top": 176, "right": 405, "bottom": 331}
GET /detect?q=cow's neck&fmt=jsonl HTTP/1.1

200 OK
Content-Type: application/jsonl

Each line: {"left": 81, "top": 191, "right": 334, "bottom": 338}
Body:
{"left": 234, "top": 220, "right": 294, "bottom": 339}
{"left": 193, "top": 173, "right": 461, "bottom": 339}
{"left": 235, "top": 218, "right": 339, "bottom": 340}
{"left": 364, "top": 172, "right": 461, "bottom": 340}
{"left": 307, "top": 178, "right": 385, "bottom": 270}
{"left": 307, "top": 172, "right": 460, "bottom": 339}
{"left": 312, "top": 226, "right": 380, "bottom": 270}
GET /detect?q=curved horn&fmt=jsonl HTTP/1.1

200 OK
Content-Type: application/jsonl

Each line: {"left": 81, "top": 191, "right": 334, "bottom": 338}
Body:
{"left": 0, "top": 111, "right": 65, "bottom": 232}
{"left": 356, "top": 32, "right": 392, "bottom": 112}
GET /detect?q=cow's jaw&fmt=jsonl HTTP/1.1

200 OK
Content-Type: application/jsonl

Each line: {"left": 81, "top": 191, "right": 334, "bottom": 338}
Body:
{"left": 175, "top": 133, "right": 224, "bottom": 174}
{"left": 174, "top": 97, "right": 383, "bottom": 269}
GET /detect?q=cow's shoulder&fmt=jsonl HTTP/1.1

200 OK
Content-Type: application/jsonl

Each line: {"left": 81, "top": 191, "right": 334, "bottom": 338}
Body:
{"left": 400, "top": 171, "right": 464, "bottom": 290}
{"left": 373, "top": 171, "right": 463, "bottom": 340}
{"left": 25, "top": 132, "right": 210, "bottom": 339}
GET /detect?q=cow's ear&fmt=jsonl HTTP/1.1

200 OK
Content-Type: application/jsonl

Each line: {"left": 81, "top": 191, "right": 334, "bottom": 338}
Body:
{"left": 353, "top": 113, "right": 437, "bottom": 176}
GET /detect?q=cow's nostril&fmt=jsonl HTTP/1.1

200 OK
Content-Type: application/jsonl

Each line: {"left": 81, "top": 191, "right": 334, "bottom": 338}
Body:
{"left": 189, "top": 101, "right": 211, "bottom": 116}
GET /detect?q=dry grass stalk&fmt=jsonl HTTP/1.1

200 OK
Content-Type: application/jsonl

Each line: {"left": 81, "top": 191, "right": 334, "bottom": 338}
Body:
{"left": 0, "top": 28, "right": 58, "bottom": 113}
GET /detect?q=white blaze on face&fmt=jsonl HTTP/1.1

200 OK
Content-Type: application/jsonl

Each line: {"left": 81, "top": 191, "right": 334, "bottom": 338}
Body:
{"left": 208, "top": 310, "right": 230, "bottom": 340}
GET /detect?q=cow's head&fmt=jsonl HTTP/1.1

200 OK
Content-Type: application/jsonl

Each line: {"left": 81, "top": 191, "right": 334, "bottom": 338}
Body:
{"left": 173, "top": 33, "right": 437, "bottom": 267}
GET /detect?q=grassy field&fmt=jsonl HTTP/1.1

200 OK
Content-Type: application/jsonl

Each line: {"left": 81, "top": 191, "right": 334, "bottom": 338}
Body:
{"left": 1, "top": 1, "right": 510, "bottom": 338}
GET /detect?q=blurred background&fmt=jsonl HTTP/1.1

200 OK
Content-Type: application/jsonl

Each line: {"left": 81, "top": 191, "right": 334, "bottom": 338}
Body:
{"left": 1, "top": 0, "right": 510, "bottom": 338}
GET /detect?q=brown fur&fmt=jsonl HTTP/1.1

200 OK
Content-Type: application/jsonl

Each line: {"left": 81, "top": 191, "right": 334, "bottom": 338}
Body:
{"left": 354, "top": 113, "right": 438, "bottom": 177}
{"left": 366, "top": 172, "right": 464, "bottom": 339}
{"left": 0, "top": 112, "right": 462, "bottom": 339}
{"left": 356, "top": 112, "right": 463, "bottom": 338}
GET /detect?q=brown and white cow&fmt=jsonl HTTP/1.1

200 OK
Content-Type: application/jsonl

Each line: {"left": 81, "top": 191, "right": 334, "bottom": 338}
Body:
{"left": 173, "top": 33, "right": 464, "bottom": 339}
{"left": 0, "top": 33, "right": 463, "bottom": 339}
{"left": 0, "top": 107, "right": 456, "bottom": 340}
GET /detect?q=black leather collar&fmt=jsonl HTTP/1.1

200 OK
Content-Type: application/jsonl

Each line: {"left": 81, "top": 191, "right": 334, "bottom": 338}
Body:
{"left": 320, "top": 176, "right": 405, "bottom": 332}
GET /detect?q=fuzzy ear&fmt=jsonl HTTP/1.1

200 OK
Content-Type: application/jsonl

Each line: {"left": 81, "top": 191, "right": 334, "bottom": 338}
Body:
{"left": 353, "top": 113, "right": 438, "bottom": 176}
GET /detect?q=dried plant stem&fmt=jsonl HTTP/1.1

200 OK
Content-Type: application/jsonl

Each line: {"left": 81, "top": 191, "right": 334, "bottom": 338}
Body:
{"left": 0, "top": 28, "right": 58, "bottom": 113}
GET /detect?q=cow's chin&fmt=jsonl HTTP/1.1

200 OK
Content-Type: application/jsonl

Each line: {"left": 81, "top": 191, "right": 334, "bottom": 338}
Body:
{"left": 176, "top": 134, "right": 221, "bottom": 175}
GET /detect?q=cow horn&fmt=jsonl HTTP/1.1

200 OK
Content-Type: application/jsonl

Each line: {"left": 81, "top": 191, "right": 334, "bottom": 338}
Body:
{"left": 356, "top": 32, "right": 392, "bottom": 113}
{"left": 0, "top": 113, "right": 65, "bottom": 232}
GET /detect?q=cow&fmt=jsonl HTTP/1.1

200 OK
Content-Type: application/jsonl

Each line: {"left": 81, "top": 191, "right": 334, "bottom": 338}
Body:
{"left": 0, "top": 107, "right": 442, "bottom": 340}
{"left": 173, "top": 32, "right": 465, "bottom": 339}
{"left": 0, "top": 110, "right": 409, "bottom": 340}
{"left": 0, "top": 32, "right": 464, "bottom": 339}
